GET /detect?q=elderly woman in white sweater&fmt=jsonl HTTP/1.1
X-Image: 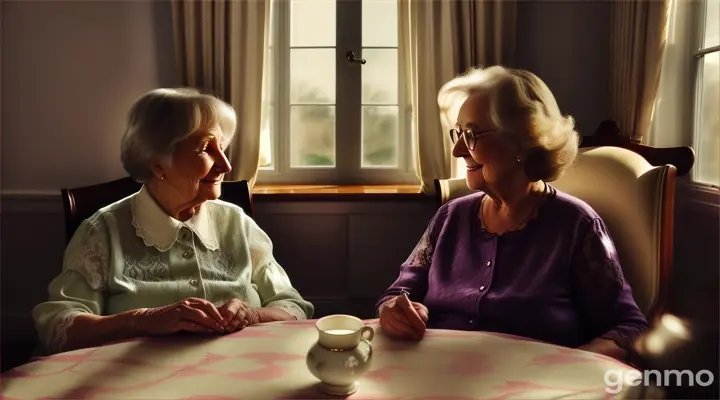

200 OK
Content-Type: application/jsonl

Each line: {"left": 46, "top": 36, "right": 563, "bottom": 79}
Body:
{"left": 34, "top": 88, "right": 313, "bottom": 354}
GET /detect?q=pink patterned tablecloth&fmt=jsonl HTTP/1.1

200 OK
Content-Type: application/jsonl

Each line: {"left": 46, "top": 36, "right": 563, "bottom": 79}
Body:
{"left": 1, "top": 319, "right": 636, "bottom": 399}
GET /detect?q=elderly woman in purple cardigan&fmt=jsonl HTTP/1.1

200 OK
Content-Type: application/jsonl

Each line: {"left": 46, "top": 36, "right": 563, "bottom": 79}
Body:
{"left": 376, "top": 66, "right": 647, "bottom": 362}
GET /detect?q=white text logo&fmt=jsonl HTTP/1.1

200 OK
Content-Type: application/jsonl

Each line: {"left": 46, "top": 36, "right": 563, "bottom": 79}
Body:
{"left": 604, "top": 369, "right": 715, "bottom": 394}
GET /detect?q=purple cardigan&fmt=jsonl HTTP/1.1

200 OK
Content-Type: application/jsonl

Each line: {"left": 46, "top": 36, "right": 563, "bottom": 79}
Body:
{"left": 376, "top": 187, "right": 648, "bottom": 351}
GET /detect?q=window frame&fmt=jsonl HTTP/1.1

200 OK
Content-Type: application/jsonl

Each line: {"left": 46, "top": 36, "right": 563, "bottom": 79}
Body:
{"left": 257, "top": 0, "right": 416, "bottom": 185}
{"left": 691, "top": 0, "right": 719, "bottom": 188}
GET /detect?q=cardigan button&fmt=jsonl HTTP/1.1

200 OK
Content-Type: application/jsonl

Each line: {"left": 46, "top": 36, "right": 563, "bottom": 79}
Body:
{"left": 189, "top": 279, "right": 199, "bottom": 287}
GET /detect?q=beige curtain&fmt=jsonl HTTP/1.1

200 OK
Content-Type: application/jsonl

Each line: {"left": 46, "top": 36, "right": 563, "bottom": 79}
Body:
{"left": 172, "top": 0, "right": 270, "bottom": 186}
{"left": 399, "top": 0, "right": 517, "bottom": 194}
{"left": 608, "top": 0, "right": 670, "bottom": 143}
{"left": 455, "top": 0, "right": 517, "bottom": 71}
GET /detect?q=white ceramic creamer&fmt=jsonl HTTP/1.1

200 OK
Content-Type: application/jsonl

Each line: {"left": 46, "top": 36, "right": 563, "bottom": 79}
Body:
{"left": 305, "top": 314, "right": 375, "bottom": 396}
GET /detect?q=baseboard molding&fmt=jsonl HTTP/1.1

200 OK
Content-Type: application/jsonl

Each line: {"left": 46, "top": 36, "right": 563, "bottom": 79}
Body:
{"left": 1, "top": 193, "right": 63, "bottom": 214}
{"left": 3, "top": 183, "right": 713, "bottom": 231}
{"left": 1, "top": 190, "right": 61, "bottom": 197}
{"left": 0, "top": 191, "right": 437, "bottom": 216}
{"left": 1, "top": 191, "right": 63, "bottom": 214}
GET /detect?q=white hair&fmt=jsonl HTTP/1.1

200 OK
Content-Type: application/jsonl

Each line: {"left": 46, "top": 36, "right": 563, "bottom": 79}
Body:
{"left": 438, "top": 66, "right": 579, "bottom": 181}
{"left": 120, "top": 88, "right": 237, "bottom": 182}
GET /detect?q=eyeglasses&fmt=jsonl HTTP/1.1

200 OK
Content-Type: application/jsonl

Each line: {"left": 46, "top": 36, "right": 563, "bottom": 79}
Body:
{"left": 448, "top": 128, "right": 499, "bottom": 151}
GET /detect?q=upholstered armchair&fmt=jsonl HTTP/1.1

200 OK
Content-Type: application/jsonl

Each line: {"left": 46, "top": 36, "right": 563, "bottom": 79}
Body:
{"left": 434, "top": 145, "right": 678, "bottom": 322}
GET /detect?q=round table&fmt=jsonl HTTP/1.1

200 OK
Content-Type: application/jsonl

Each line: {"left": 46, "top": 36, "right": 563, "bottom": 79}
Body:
{"left": 1, "top": 319, "right": 636, "bottom": 399}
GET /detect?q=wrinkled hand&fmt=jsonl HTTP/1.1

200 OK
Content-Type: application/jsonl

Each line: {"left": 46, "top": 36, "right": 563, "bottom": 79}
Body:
{"left": 578, "top": 338, "right": 626, "bottom": 361}
{"left": 379, "top": 293, "right": 428, "bottom": 341}
{"left": 218, "top": 298, "right": 261, "bottom": 333}
{"left": 133, "top": 297, "right": 225, "bottom": 335}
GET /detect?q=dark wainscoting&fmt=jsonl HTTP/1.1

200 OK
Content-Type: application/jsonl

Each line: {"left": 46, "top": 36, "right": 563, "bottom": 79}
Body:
{"left": 251, "top": 197, "right": 437, "bottom": 318}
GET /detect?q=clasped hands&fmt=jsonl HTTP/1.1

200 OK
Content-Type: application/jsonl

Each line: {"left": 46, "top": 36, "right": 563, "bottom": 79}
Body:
{"left": 134, "top": 297, "right": 259, "bottom": 335}
{"left": 379, "top": 292, "right": 429, "bottom": 341}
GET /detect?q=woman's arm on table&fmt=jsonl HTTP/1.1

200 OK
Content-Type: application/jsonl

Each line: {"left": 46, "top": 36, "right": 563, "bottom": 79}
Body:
{"left": 244, "top": 213, "right": 314, "bottom": 322}
{"left": 375, "top": 205, "right": 450, "bottom": 316}
{"left": 34, "top": 218, "right": 226, "bottom": 354}
{"left": 33, "top": 217, "right": 131, "bottom": 354}
{"left": 36, "top": 292, "right": 226, "bottom": 354}
{"left": 571, "top": 218, "right": 649, "bottom": 361}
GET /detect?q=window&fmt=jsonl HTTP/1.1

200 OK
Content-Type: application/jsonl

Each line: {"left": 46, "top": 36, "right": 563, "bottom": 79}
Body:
{"left": 258, "top": 0, "right": 415, "bottom": 185}
{"left": 693, "top": 0, "right": 719, "bottom": 187}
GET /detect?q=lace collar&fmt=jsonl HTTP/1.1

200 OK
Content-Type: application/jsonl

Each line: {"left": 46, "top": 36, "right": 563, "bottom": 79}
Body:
{"left": 131, "top": 185, "right": 220, "bottom": 252}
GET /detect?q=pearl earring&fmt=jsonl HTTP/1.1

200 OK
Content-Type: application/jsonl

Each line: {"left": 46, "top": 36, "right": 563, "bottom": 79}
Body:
{"left": 517, "top": 155, "right": 521, "bottom": 163}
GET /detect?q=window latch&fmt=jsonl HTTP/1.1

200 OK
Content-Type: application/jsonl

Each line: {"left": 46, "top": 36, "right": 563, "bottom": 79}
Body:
{"left": 346, "top": 51, "right": 367, "bottom": 65}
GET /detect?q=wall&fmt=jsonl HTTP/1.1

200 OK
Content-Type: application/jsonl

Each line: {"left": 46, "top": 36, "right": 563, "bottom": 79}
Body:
{"left": 1, "top": 0, "right": 178, "bottom": 193}
{"left": 515, "top": 0, "right": 611, "bottom": 136}
{"left": 1, "top": 0, "right": 717, "bottom": 373}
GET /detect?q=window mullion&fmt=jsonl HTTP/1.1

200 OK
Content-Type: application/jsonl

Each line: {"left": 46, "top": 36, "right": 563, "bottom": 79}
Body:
{"left": 336, "top": 0, "right": 362, "bottom": 184}
{"left": 277, "top": 0, "right": 291, "bottom": 179}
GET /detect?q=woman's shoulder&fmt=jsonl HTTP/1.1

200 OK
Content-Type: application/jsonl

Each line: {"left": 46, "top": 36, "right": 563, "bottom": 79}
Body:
{"left": 428, "top": 192, "right": 483, "bottom": 231}
{"left": 434, "top": 191, "right": 483, "bottom": 221}
{"left": 546, "top": 187, "right": 602, "bottom": 224}
{"left": 64, "top": 197, "right": 134, "bottom": 252}
{"left": 205, "top": 199, "right": 251, "bottom": 221}
{"left": 204, "top": 200, "right": 266, "bottom": 243}
{"left": 442, "top": 191, "right": 483, "bottom": 213}
{"left": 82, "top": 194, "right": 136, "bottom": 227}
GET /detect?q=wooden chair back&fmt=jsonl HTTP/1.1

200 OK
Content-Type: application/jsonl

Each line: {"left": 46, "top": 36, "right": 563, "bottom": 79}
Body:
{"left": 61, "top": 177, "right": 252, "bottom": 244}
{"left": 581, "top": 119, "right": 695, "bottom": 176}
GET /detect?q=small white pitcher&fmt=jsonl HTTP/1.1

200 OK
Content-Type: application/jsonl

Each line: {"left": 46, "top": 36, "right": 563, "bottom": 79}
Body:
{"left": 305, "top": 314, "right": 375, "bottom": 396}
